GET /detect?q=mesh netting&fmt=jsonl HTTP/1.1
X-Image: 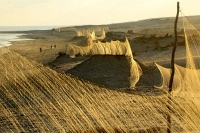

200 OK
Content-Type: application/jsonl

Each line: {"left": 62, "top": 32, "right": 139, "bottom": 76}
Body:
{"left": 1, "top": 48, "right": 200, "bottom": 132}
{"left": 76, "top": 29, "right": 106, "bottom": 40}
{"left": 1, "top": 12, "right": 200, "bottom": 132}
{"left": 66, "top": 38, "right": 142, "bottom": 87}
{"left": 155, "top": 15, "right": 200, "bottom": 97}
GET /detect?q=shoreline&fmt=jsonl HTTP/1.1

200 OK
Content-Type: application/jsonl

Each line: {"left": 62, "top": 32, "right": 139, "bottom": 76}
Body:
{"left": 0, "top": 32, "right": 35, "bottom": 48}
{"left": 6, "top": 29, "right": 76, "bottom": 64}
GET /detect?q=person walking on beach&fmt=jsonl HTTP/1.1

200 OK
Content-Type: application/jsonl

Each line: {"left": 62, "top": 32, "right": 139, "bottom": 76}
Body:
{"left": 40, "top": 48, "right": 42, "bottom": 52}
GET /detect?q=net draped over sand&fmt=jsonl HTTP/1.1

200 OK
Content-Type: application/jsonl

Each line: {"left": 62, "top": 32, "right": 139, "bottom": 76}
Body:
{"left": 156, "top": 15, "right": 200, "bottom": 97}
{"left": 152, "top": 14, "right": 200, "bottom": 131}
{"left": 76, "top": 28, "right": 106, "bottom": 40}
{"left": 66, "top": 37, "right": 142, "bottom": 88}
{"left": 1, "top": 14, "right": 200, "bottom": 132}
{"left": 1, "top": 48, "right": 200, "bottom": 132}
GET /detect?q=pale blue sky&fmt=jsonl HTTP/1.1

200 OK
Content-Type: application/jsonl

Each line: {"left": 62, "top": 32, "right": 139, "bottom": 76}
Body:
{"left": 0, "top": 0, "right": 199, "bottom": 26}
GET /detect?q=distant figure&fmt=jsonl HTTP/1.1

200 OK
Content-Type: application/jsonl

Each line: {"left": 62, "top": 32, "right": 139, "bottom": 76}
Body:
{"left": 40, "top": 48, "right": 42, "bottom": 52}
{"left": 51, "top": 45, "right": 52, "bottom": 49}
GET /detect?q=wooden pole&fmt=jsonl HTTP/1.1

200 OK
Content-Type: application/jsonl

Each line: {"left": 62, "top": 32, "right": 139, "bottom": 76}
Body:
{"left": 169, "top": 2, "right": 180, "bottom": 92}
{"left": 167, "top": 2, "right": 179, "bottom": 133}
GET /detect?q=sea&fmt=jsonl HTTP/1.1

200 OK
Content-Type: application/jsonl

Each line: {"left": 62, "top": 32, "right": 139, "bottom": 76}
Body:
{"left": 0, "top": 26, "right": 55, "bottom": 48}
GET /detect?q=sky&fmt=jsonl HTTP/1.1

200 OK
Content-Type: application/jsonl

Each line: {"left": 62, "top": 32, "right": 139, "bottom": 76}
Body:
{"left": 0, "top": 0, "right": 200, "bottom": 26}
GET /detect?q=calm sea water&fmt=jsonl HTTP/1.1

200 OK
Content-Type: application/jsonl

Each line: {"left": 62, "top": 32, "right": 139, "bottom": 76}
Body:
{"left": 0, "top": 26, "right": 57, "bottom": 48}
{"left": 0, "top": 33, "right": 34, "bottom": 48}
{"left": 0, "top": 26, "right": 54, "bottom": 31}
